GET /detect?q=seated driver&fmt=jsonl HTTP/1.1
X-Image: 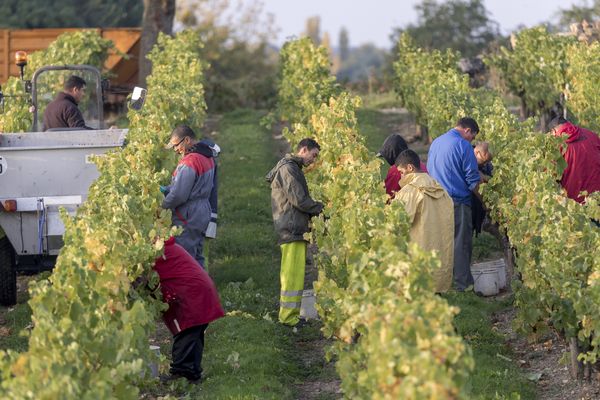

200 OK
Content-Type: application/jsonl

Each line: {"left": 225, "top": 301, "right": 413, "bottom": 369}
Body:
{"left": 43, "top": 75, "right": 92, "bottom": 131}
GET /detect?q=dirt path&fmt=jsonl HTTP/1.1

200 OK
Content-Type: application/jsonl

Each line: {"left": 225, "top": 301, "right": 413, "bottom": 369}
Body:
{"left": 494, "top": 306, "right": 600, "bottom": 399}
{"left": 292, "top": 333, "right": 341, "bottom": 400}
{"left": 270, "top": 119, "right": 342, "bottom": 400}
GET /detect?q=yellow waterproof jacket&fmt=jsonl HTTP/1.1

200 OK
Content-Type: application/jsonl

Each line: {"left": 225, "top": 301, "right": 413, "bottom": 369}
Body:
{"left": 395, "top": 173, "right": 454, "bottom": 292}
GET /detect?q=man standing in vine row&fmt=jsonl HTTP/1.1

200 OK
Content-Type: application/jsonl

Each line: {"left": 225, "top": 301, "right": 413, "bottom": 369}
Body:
{"left": 162, "top": 125, "right": 216, "bottom": 268}
{"left": 427, "top": 117, "right": 481, "bottom": 292}
{"left": 266, "top": 138, "right": 324, "bottom": 327}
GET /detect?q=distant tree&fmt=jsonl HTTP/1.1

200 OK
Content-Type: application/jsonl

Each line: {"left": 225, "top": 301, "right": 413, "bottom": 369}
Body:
{"left": 339, "top": 27, "right": 350, "bottom": 62}
{"left": 556, "top": 0, "right": 600, "bottom": 27}
{"left": 321, "top": 31, "right": 339, "bottom": 74}
{"left": 176, "top": 0, "right": 279, "bottom": 111}
{"left": 139, "top": 0, "right": 176, "bottom": 85}
{"left": 391, "top": 0, "right": 500, "bottom": 58}
{"left": 0, "top": 0, "right": 142, "bottom": 28}
{"left": 305, "top": 16, "right": 321, "bottom": 46}
{"left": 321, "top": 31, "right": 332, "bottom": 55}
{"left": 336, "top": 44, "right": 387, "bottom": 83}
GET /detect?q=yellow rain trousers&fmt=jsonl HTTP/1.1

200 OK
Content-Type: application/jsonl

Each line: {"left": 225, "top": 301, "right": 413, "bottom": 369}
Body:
{"left": 279, "top": 241, "right": 307, "bottom": 325}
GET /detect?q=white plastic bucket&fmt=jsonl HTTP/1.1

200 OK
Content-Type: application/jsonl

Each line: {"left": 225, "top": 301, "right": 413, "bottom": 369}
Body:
{"left": 300, "top": 289, "right": 318, "bottom": 320}
{"left": 472, "top": 268, "right": 499, "bottom": 296}
{"left": 496, "top": 263, "right": 507, "bottom": 289}
{"left": 472, "top": 259, "right": 507, "bottom": 291}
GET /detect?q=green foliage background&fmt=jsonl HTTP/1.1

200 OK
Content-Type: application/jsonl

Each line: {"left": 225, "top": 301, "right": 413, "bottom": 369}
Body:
{"left": 0, "top": 0, "right": 142, "bottom": 29}
{"left": 0, "top": 30, "right": 205, "bottom": 398}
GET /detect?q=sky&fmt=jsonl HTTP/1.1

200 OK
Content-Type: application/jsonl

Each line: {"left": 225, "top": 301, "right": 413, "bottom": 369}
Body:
{"left": 259, "top": 0, "right": 581, "bottom": 48}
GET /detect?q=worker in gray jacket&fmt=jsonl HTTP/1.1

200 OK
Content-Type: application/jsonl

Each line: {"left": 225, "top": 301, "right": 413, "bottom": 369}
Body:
{"left": 266, "top": 138, "right": 323, "bottom": 326}
{"left": 163, "top": 125, "right": 215, "bottom": 268}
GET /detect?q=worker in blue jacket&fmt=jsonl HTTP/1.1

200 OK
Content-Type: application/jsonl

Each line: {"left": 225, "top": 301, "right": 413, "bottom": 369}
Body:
{"left": 427, "top": 117, "right": 481, "bottom": 291}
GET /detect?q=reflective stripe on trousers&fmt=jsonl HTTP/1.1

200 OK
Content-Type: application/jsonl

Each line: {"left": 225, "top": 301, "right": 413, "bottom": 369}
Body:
{"left": 279, "top": 241, "right": 306, "bottom": 326}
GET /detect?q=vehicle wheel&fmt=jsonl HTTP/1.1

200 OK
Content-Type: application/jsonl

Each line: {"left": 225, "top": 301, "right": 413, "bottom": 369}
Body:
{"left": 0, "top": 236, "right": 16, "bottom": 306}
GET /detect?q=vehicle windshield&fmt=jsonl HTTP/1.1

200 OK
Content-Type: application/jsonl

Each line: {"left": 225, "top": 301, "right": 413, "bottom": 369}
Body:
{"left": 34, "top": 69, "right": 101, "bottom": 131}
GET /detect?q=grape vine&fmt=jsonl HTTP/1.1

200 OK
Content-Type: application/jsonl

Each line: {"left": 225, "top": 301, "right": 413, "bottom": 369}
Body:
{"left": 277, "top": 38, "right": 474, "bottom": 399}
{"left": 0, "top": 30, "right": 206, "bottom": 398}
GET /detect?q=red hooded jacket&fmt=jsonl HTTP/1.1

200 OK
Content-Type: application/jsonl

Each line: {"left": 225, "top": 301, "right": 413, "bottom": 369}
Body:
{"left": 553, "top": 122, "right": 600, "bottom": 203}
{"left": 154, "top": 237, "right": 224, "bottom": 335}
{"left": 384, "top": 162, "right": 428, "bottom": 198}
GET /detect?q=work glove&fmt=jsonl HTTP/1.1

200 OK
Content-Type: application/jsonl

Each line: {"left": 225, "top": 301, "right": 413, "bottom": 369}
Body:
{"left": 205, "top": 212, "right": 218, "bottom": 238}
{"left": 159, "top": 185, "right": 170, "bottom": 195}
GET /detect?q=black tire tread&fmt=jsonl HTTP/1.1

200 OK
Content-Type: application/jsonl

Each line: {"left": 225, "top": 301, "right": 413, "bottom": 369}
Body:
{"left": 0, "top": 236, "right": 16, "bottom": 306}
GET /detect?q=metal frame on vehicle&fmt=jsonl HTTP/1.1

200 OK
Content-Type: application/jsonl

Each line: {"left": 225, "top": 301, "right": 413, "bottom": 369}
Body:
{"left": 31, "top": 64, "right": 104, "bottom": 132}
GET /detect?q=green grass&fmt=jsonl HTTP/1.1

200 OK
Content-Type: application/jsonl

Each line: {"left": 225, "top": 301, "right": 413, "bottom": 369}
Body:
{"left": 473, "top": 232, "right": 503, "bottom": 262}
{"left": 356, "top": 108, "right": 403, "bottom": 181}
{"left": 0, "top": 279, "right": 31, "bottom": 353}
{"left": 158, "top": 108, "right": 300, "bottom": 398}
{"left": 147, "top": 108, "right": 339, "bottom": 399}
{"left": 0, "top": 273, "right": 52, "bottom": 354}
{"left": 445, "top": 292, "right": 536, "bottom": 400}
{"left": 358, "top": 91, "right": 400, "bottom": 110}
{"left": 357, "top": 108, "right": 395, "bottom": 154}
{"left": 356, "top": 107, "right": 428, "bottom": 162}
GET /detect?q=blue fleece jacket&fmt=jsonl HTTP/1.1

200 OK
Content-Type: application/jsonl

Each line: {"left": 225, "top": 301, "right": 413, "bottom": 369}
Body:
{"left": 427, "top": 129, "right": 480, "bottom": 205}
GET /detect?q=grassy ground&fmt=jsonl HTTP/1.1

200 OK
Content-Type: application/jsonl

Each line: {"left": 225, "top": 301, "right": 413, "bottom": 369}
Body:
{"left": 0, "top": 276, "right": 33, "bottom": 354}
{"left": 445, "top": 293, "right": 536, "bottom": 400}
{"left": 358, "top": 102, "right": 536, "bottom": 399}
{"left": 1, "top": 109, "right": 336, "bottom": 399}
{"left": 190, "top": 109, "right": 299, "bottom": 398}
{"left": 148, "top": 109, "right": 337, "bottom": 399}
{"left": 357, "top": 91, "right": 400, "bottom": 110}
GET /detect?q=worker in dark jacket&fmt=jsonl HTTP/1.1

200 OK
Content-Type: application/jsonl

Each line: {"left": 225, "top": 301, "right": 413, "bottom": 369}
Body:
{"left": 43, "top": 75, "right": 92, "bottom": 131}
{"left": 266, "top": 138, "right": 324, "bottom": 326}
{"left": 154, "top": 237, "right": 224, "bottom": 383}
{"left": 472, "top": 142, "right": 493, "bottom": 236}
{"left": 163, "top": 125, "right": 215, "bottom": 268}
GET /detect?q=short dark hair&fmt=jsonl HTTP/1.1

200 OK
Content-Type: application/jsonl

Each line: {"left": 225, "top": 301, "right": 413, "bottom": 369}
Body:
{"left": 64, "top": 75, "right": 86, "bottom": 91}
{"left": 297, "top": 138, "right": 320, "bottom": 151}
{"left": 395, "top": 149, "right": 421, "bottom": 169}
{"left": 456, "top": 117, "right": 479, "bottom": 133}
{"left": 548, "top": 116, "right": 568, "bottom": 131}
{"left": 171, "top": 125, "right": 197, "bottom": 140}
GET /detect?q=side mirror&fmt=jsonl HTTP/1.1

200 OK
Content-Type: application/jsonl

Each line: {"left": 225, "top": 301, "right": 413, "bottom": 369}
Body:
{"left": 129, "top": 86, "right": 147, "bottom": 111}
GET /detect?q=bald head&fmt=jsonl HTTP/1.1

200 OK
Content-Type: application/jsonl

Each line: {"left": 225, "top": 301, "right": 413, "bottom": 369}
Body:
{"left": 474, "top": 142, "right": 492, "bottom": 165}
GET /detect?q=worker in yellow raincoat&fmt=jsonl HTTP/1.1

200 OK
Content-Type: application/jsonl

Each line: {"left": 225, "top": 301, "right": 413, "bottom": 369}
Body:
{"left": 265, "top": 138, "right": 324, "bottom": 326}
{"left": 394, "top": 149, "right": 454, "bottom": 293}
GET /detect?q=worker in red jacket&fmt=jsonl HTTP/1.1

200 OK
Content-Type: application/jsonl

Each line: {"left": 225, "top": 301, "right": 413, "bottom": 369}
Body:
{"left": 548, "top": 117, "right": 600, "bottom": 204}
{"left": 377, "top": 134, "right": 428, "bottom": 198}
{"left": 154, "top": 237, "right": 225, "bottom": 383}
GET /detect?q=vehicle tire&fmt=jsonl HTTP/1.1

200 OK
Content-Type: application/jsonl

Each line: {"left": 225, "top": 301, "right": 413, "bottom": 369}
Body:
{"left": 0, "top": 236, "right": 16, "bottom": 306}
